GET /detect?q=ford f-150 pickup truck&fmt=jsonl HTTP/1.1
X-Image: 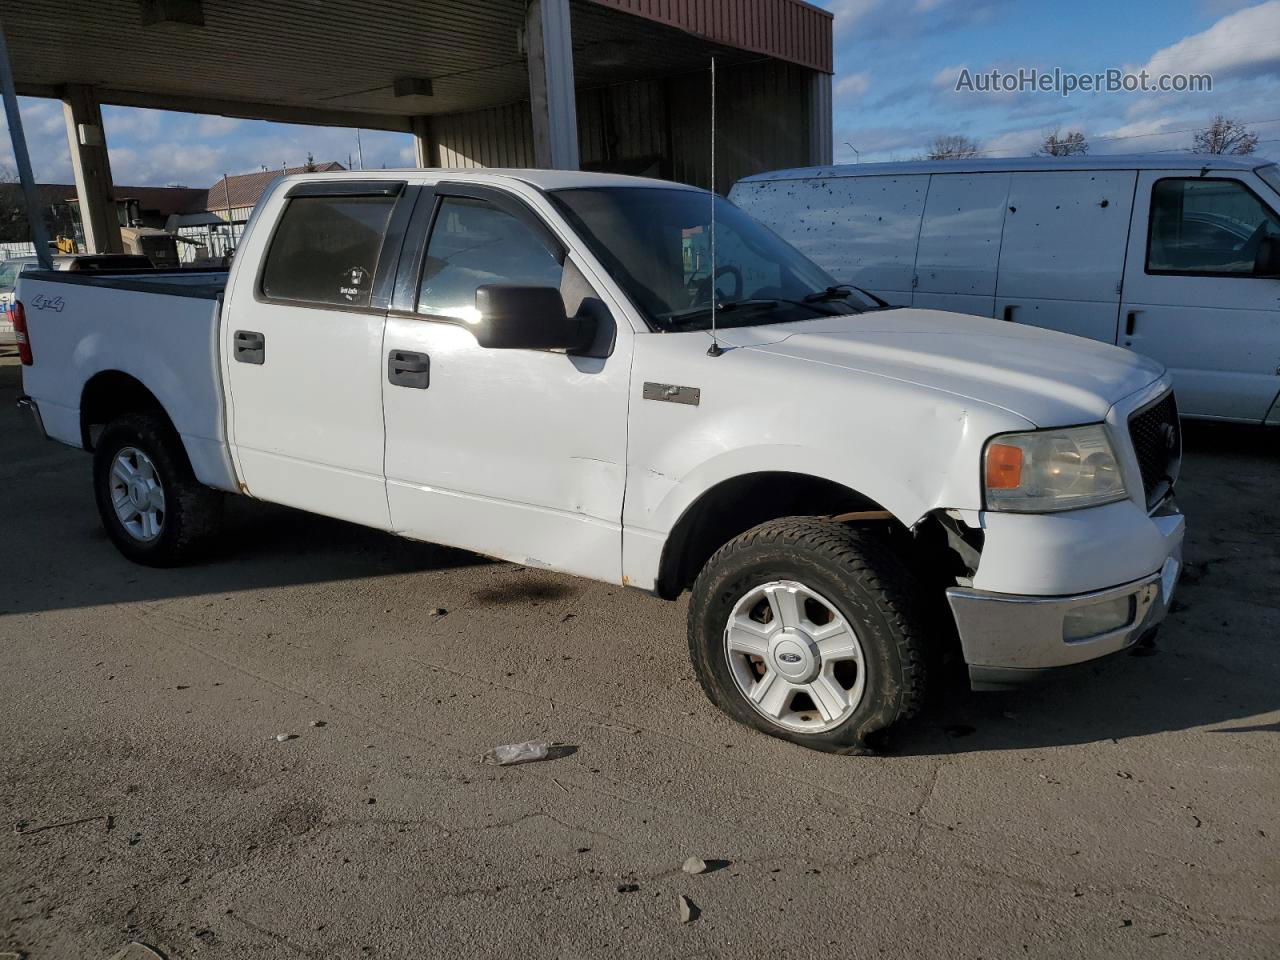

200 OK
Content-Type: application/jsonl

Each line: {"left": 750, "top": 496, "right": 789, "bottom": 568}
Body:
{"left": 14, "top": 169, "right": 1184, "bottom": 753}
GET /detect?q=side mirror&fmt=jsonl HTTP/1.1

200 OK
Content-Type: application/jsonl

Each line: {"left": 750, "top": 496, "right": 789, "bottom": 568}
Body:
{"left": 473, "top": 285, "right": 595, "bottom": 352}
{"left": 1254, "top": 235, "right": 1280, "bottom": 278}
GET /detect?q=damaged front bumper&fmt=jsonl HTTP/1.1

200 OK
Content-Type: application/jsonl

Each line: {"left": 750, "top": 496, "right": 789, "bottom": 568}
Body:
{"left": 946, "top": 546, "right": 1182, "bottom": 691}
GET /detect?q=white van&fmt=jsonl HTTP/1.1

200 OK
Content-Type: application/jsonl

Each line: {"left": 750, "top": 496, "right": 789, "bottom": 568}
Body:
{"left": 730, "top": 154, "right": 1280, "bottom": 423}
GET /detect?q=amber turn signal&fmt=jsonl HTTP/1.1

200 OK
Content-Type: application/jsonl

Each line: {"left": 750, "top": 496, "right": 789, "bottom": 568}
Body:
{"left": 985, "top": 442, "right": 1024, "bottom": 490}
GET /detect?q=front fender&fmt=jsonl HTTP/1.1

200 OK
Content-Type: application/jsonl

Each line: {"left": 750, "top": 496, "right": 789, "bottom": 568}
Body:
{"left": 621, "top": 332, "right": 1033, "bottom": 590}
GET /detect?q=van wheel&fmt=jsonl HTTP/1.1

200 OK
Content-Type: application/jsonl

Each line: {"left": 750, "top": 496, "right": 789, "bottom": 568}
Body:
{"left": 687, "top": 517, "right": 931, "bottom": 754}
{"left": 93, "top": 413, "right": 223, "bottom": 567}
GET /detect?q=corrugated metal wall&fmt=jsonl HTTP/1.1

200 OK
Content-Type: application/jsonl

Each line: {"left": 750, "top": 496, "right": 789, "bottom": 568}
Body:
{"left": 433, "top": 102, "right": 537, "bottom": 168}
{"left": 587, "top": 0, "right": 833, "bottom": 74}
{"left": 427, "top": 59, "right": 811, "bottom": 191}
{"left": 669, "top": 59, "right": 811, "bottom": 191}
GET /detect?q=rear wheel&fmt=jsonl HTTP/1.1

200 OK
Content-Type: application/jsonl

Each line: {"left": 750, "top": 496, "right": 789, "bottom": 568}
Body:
{"left": 93, "top": 413, "right": 223, "bottom": 566}
{"left": 688, "top": 517, "right": 932, "bottom": 753}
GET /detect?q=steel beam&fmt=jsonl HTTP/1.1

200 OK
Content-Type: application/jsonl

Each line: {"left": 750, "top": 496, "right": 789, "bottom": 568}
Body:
{"left": 0, "top": 19, "right": 51, "bottom": 267}
{"left": 808, "top": 71, "right": 833, "bottom": 167}
{"left": 61, "top": 84, "right": 122, "bottom": 253}
{"left": 526, "top": 0, "right": 579, "bottom": 170}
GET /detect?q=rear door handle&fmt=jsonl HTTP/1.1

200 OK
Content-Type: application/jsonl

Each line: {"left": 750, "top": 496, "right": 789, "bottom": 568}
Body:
{"left": 1002, "top": 304, "right": 1017, "bottom": 322}
{"left": 234, "top": 329, "right": 265, "bottom": 364}
{"left": 388, "top": 349, "right": 430, "bottom": 389}
{"left": 1125, "top": 310, "right": 1139, "bottom": 337}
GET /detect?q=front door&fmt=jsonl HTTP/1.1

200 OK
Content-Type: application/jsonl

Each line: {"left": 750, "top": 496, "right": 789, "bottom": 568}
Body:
{"left": 223, "top": 180, "right": 413, "bottom": 528}
{"left": 1120, "top": 171, "right": 1280, "bottom": 421}
{"left": 380, "top": 183, "right": 630, "bottom": 582}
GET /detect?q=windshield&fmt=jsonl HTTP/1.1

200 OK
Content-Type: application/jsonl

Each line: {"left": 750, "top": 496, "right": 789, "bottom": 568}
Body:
{"left": 550, "top": 187, "right": 864, "bottom": 331}
{"left": 1258, "top": 163, "right": 1280, "bottom": 197}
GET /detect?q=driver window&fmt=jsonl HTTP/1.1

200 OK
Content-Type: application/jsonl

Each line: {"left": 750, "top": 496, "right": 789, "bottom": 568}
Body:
{"left": 418, "top": 197, "right": 563, "bottom": 322}
{"left": 1147, "top": 178, "right": 1280, "bottom": 275}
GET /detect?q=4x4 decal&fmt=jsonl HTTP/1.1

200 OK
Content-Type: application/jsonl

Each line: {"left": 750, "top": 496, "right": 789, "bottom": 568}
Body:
{"left": 31, "top": 294, "right": 65, "bottom": 312}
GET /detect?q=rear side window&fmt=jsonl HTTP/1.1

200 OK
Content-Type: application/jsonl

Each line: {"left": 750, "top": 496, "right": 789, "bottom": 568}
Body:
{"left": 1147, "top": 178, "right": 1280, "bottom": 275}
{"left": 417, "top": 197, "right": 562, "bottom": 322}
{"left": 261, "top": 195, "right": 397, "bottom": 306}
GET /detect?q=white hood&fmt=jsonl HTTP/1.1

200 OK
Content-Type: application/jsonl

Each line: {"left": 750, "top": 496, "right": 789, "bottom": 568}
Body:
{"left": 719, "top": 309, "right": 1164, "bottom": 427}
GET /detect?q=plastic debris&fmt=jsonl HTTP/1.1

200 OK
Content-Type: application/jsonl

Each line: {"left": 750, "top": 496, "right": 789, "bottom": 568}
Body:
{"left": 682, "top": 856, "right": 708, "bottom": 875}
{"left": 615, "top": 883, "right": 639, "bottom": 893}
{"left": 106, "top": 944, "right": 167, "bottom": 960}
{"left": 481, "top": 741, "right": 550, "bottom": 766}
{"left": 274, "top": 734, "right": 296, "bottom": 742}
{"left": 678, "top": 894, "right": 697, "bottom": 923}
{"left": 310, "top": 720, "right": 326, "bottom": 728}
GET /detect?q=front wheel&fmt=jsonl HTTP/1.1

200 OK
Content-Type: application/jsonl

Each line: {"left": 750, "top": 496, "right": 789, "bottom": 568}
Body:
{"left": 93, "top": 413, "right": 223, "bottom": 567}
{"left": 687, "top": 517, "right": 932, "bottom": 754}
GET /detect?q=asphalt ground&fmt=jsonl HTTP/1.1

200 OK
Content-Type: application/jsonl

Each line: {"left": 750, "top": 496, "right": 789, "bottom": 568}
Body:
{"left": 1, "top": 355, "right": 1276, "bottom": 959}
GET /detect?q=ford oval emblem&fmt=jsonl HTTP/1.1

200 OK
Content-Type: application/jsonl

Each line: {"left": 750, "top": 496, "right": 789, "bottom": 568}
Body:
{"left": 778, "top": 652, "right": 802, "bottom": 664}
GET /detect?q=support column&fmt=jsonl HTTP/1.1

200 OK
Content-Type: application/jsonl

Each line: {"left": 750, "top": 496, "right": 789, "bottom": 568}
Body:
{"left": 61, "top": 84, "right": 121, "bottom": 253}
{"left": 410, "top": 115, "right": 439, "bottom": 168}
{"left": 525, "top": 0, "right": 579, "bottom": 170}
{"left": 808, "top": 71, "right": 833, "bottom": 167}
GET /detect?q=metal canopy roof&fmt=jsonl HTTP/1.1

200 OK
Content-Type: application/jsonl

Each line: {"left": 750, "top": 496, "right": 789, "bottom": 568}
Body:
{"left": 3, "top": 0, "right": 831, "bottom": 131}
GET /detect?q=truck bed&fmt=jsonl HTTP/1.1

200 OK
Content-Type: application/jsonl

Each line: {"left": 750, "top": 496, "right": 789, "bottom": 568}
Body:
{"left": 18, "top": 268, "right": 238, "bottom": 492}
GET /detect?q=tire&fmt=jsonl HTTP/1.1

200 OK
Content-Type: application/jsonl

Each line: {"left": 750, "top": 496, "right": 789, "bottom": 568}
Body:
{"left": 687, "top": 516, "right": 932, "bottom": 754}
{"left": 93, "top": 413, "right": 223, "bottom": 567}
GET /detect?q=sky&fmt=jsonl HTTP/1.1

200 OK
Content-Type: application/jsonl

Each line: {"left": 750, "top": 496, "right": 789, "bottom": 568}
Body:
{"left": 2, "top": 0, "right": 1279, "bottom": 188}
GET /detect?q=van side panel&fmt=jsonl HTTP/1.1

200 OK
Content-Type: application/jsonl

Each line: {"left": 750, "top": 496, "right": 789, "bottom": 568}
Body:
{"left": 912, "top": 173, "right": 1011, "bottom": 316}
{"left": 994, "top": 171, "right": 1136, "bottom": 343}
{"left": 729, "top": 175, "right": 927, "bottom": 304}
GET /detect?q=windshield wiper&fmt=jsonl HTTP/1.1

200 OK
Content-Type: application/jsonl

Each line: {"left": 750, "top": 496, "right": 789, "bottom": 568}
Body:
{"left": 803, "top": 283, "right": 890, "bottom": 308}
{"left": 660, "top": 297, "right": 836, "bottom": 329}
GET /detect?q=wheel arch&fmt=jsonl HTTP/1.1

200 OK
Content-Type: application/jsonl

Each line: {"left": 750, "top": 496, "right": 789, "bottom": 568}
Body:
{"left": 654, "top": 471, "right": 904, "bottom": 600}
{"left": 80, "top": 370, "right": 174, "bottom": 451}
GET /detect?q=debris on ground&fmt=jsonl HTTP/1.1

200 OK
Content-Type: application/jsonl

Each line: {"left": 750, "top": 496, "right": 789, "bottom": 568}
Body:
{"left": 616, "top": 883, "right": 640, "bottom": 893}
{"left": 429, "top": 607, "right": 447, "bottom": 616}
{"left": 106, "top": 943, "right": 167, "bottom": 960}
{"left": 481, "top": 741, "right": 550, "bottom": 766}
{"left": 678, "top": 894, "right": 698, "bottom": 923}
{"left": 274, "top": 734, "right": 296, "bottom": 742}
{"left": 310, "top": 720, "right": 326, "bottom": 728}
{"left": 682, "top": 856, "right": 708, "bottom": 875}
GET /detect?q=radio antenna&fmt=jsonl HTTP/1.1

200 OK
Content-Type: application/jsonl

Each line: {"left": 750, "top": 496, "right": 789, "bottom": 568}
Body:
{"left": 706, "top": 55, "right": 723, "bottom": 357}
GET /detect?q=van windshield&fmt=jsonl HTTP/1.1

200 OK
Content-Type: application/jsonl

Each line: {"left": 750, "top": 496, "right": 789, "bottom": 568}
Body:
{"left": 1258, "top": 164, "right": 1280, "bottom": 197}
{"left": 550, "top": 187, "right": 869, "bottom": 331}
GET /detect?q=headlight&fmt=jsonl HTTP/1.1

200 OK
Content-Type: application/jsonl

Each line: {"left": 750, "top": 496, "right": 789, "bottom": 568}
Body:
{"left": 984, "top": 424, "right": 1127, "bottom": 512}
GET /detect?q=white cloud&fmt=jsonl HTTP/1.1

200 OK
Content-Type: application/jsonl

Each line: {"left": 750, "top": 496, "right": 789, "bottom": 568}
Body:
{"left": 834, "top": 71, "right": 871, "bottom": 100}
{"left": 825, "top": 0, "right": 880, "bottom": 35}
{"left": 1137, "top": 0, "right": 1280, "bottom": 79}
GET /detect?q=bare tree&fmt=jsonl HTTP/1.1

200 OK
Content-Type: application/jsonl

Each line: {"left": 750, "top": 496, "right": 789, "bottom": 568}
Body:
{"left": 303, "top": 152, "right": 319, "bottom": 172}
{"left": 922, "top": 134, "right": 981, "bottom": 160}
{"left": 1192, "top": 115, "right": 1258, "bottom": 155}
{"left": 1039, "top": 129, "right": 1089, "bottom": 157}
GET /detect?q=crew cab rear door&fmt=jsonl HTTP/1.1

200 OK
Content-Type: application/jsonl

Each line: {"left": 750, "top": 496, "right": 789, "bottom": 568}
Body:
{"left": 222, "top": 180, "right": 415, "bottom": 529}
{"left": 380, "top": 182, "right": 630, "bottom": 581}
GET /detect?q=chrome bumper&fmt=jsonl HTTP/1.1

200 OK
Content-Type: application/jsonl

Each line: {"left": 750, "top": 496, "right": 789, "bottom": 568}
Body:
{"left": 947, "top": 555, "right": 1181, "bottom": 690}
{"left": 16, "top": 395, "right": 47, "bottom": 439}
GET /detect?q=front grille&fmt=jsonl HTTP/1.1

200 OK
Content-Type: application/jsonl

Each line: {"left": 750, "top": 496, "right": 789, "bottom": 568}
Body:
{"left": 1128, "top": 391, "right": 1181, "bottom": 508}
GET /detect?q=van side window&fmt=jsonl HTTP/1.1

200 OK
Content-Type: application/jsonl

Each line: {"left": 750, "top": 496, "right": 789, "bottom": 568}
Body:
{"left": 261, "top": 195, "right": 397, "bottom": 306}
{"left": 1147, "top": 178, "right": 1280, "bottom": 276}
{"left": 418, "top": 197, "right": 563, "bottom": 322}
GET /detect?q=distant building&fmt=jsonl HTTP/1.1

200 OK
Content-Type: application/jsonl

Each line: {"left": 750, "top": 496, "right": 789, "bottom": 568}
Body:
{"left": 0, "top": 164, "right": 346, "bottom": 259}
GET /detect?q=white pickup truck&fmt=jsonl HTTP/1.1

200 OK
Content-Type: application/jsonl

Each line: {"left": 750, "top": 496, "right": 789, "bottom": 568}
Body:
{"left": 14, "top": 169, "right": 1185, "bottom": 753}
